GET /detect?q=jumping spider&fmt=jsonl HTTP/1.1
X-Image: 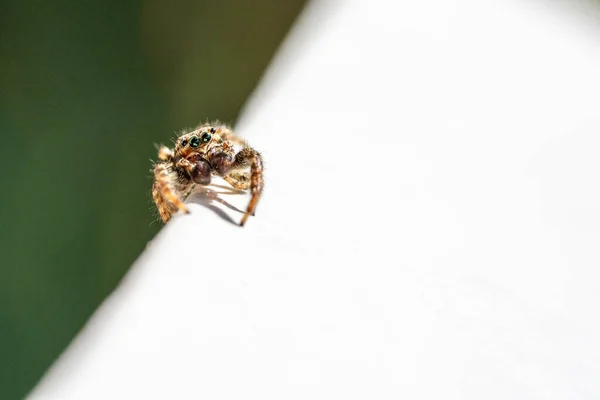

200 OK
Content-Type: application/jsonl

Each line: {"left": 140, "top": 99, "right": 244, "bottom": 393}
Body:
{"left": 152, "top": 122, "right": 263, "bottom": 226}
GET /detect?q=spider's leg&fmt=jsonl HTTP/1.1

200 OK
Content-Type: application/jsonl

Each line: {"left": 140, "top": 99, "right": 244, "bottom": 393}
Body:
{"left": 157, "top": 145, "right": 174, "bottom": 161}
{"left": 210, "top": 147, "right": 264, "bottom": 226}
{"left": 152, "top": 162, "right": 189, "bottom": 222}
{"left": 215, "top": 125, "right": 246, "bottom": 146}
{"left": 223, "top": 171, "right": 251, "bottom": 190}
{"left": 236, "top": 148, "right": 264, "bottom": 226}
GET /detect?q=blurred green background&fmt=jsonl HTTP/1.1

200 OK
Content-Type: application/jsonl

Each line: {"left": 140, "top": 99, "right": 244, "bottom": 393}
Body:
{"left": 0, "top": 0, "right": 305, "bottom": 398}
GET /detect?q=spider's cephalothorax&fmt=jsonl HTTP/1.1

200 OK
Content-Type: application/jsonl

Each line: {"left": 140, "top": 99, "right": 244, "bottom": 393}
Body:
{"left": 151, "top": 122, "right": 263, "bottom": 226}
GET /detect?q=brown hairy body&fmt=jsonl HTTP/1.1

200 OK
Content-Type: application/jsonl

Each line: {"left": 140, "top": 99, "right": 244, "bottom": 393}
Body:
{"left": 151, "top": 122, "right": 263, "bottom": 226}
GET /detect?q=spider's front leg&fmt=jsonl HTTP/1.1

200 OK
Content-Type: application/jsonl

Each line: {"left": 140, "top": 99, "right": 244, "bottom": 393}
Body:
{"left": 209, "top": 147, "right": 264, "bottom": 226}
{"left": 152, "top": 156, "right": 212, "bottom": 223}
{"left": 157, "top": 145, "right": 174, "bottom": 161}
{"left": 152, "top": 162, "right": 190, "bottom": 223}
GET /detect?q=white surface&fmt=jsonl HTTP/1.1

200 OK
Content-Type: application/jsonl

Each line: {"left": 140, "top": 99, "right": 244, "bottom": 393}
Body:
{"left": 30, "top": 0, "right": 600, "bottom": 399}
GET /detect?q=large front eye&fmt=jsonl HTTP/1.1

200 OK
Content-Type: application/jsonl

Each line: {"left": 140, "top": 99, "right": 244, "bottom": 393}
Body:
{"left": 201, "top": 132, "right": 211, "bottom": 143}
{"left": 189, "top": 136, "right": 201, "bottom": 148}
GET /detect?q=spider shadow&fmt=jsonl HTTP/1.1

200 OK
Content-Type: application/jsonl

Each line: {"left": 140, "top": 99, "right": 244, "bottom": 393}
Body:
{"left": 186, "top": 184, "right": 246, "bottom": 226}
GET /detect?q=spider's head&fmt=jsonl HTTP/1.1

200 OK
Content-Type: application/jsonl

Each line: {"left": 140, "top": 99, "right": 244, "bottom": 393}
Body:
{"left": 175, "top": 126, "right": 216, "bottom": 158}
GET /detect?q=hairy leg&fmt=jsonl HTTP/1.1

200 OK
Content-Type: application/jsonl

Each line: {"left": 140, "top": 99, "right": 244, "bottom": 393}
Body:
{"left": 223, "top": 171, "right": 251, "bottom": 190}
{"left": 152, "top": 162, "right": 190, "bottom": 222}
{"left": 214, "top": 125, "right": 246, "bottom": 146}
{"left": 241, "top": 149, "right": 264, "bottom": 226}
{"left": 157, "top": 145, "right": 174, "bottom": 161}
{"left": 208, "top": 147, "right": 264, "bottom": 226}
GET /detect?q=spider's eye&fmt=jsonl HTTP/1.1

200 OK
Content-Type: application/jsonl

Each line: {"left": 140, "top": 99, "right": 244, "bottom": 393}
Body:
{"left": 189, "top": 136, "right": 201, "bottom": 148}
{"left": 181, "top": 139, "right": 188, "bottom": 147}
{"left": 201, "top": 132, "right": 211, "bottom": 143}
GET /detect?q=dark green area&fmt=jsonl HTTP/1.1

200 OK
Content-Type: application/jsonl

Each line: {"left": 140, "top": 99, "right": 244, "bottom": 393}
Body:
{"left": 0, "top": 0, "right": 305, "bottom": 398}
